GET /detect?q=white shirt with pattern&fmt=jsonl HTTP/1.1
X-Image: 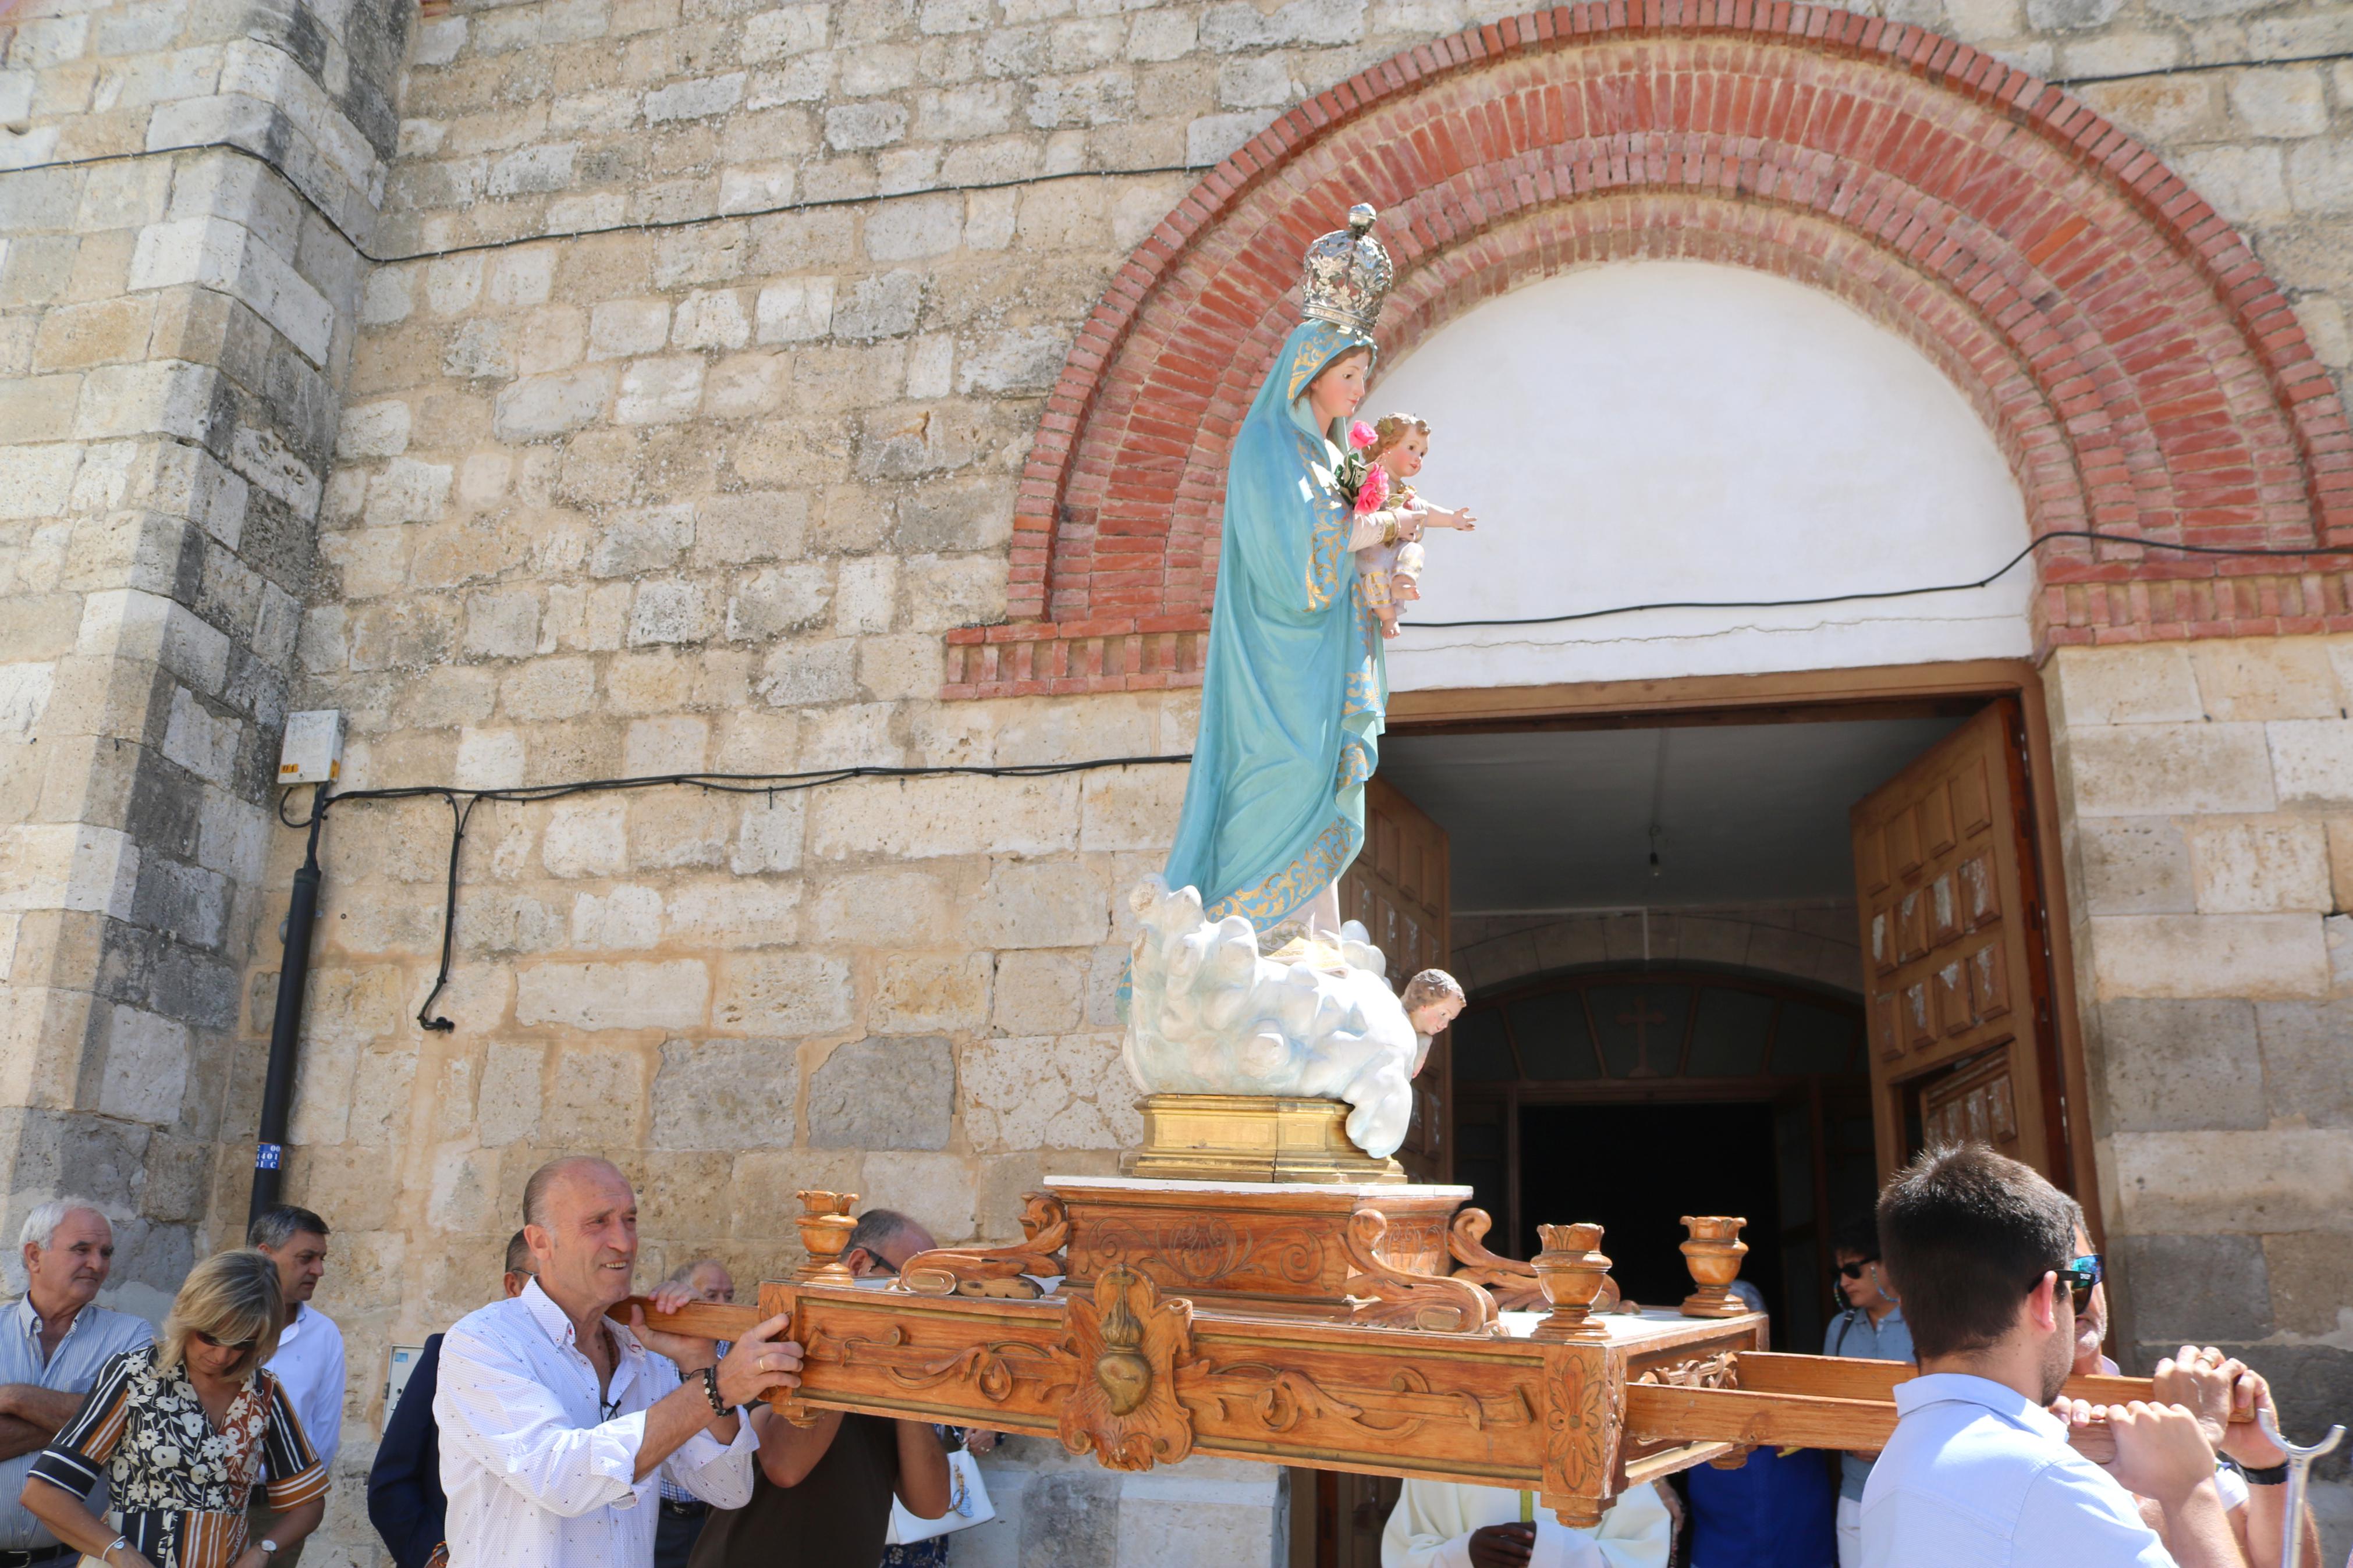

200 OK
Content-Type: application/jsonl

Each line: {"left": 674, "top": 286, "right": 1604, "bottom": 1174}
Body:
{"left": 433, "top": 1279, "right": 755, "bottom": 1568}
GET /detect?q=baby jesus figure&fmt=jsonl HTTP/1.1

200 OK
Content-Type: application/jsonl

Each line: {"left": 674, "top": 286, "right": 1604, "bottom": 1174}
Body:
{"left": 1345, "top": 414, "right": 1478, "bottom": 638}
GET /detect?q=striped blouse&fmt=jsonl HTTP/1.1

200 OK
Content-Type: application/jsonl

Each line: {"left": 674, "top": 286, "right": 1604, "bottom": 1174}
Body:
{"left": 29, "top": 1343, "right": 328, "bottom": 1568}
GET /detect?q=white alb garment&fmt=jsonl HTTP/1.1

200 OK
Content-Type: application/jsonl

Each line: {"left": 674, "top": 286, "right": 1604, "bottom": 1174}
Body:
{"left": 262, "top": 1301, "right": 347, "bottom": 1474}
{"left": 434, "top": 1279, "right": 756, "bottom": 1568}
{"left": 1382, "top": 1478, "right": 1673, "bottom": 1568}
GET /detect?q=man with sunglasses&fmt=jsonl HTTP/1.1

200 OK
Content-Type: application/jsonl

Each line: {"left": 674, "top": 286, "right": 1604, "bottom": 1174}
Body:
{"left": 2050, "top": 1237, "right": 2324, "bottom": 1568}
{"left": 1861, "top": 1144, "right": 2241, "bottom": 1568}
{"left": 1823, "top": 1217, "right": 1911, "bottom": 1568}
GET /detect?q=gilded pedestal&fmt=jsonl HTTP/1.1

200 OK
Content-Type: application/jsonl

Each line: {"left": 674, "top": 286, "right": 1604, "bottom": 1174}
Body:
{"left": 1122, "top": 1093, "right": 1407, "bottom": 1184}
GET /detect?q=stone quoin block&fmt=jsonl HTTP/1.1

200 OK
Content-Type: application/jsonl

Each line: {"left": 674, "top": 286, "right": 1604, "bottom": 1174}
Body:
{"left": 2091, "top": 913, "right": 2333, "bottom": 1000}
{"left": 2095, "top": 998, "right": 2267, "bottom": 1132}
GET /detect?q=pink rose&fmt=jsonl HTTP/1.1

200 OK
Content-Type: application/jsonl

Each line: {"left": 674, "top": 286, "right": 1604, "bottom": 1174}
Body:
{"left": 1354, "top": 463, "right": 1389, "bottom": 515}
{"left": 1348, "top": 420, "right": 1378, "bottom": 451}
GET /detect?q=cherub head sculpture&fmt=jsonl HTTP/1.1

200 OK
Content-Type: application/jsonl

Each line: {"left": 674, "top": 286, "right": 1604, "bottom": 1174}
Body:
{"left": 1400, "top": 968, "right": 1466, "bottom": 1040}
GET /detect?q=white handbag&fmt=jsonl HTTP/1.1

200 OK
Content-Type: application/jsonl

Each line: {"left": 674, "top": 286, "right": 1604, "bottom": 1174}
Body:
{"left": 885, "top": 1444, "right": 995, "bottom": 1545}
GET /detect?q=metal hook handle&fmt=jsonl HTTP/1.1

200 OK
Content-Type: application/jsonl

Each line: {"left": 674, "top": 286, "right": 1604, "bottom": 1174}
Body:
{"left": 2256, "top": 1406, "right": 2345, "bottom": 1461}
{"left": 2253, "top": 1407, "right": 2343, "bottom": 1568}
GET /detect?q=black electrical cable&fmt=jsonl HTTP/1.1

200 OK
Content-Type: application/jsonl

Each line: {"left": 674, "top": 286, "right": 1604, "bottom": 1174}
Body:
{"left": 1397, "top": 527, "right": 2353, "bottom": 632}
{"left": 280, "top": 755, "right": 1193, "bottom": 1030}
{"left": 12, "top": 138, "right": 1198, "bottom": 267}
{"left": 2049, "top": 49, "right": 2353, "bottom": 87}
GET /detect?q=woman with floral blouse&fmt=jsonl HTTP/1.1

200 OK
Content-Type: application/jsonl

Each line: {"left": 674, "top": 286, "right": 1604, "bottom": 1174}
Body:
{"left": 20, "top": 1249, "right": 328, "bottom": 1568}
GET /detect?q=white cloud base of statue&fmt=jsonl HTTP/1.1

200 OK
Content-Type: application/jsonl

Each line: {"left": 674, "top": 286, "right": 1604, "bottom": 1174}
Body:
{"left": 1120, "top": 875, "right": 1415, "bottom": 1161}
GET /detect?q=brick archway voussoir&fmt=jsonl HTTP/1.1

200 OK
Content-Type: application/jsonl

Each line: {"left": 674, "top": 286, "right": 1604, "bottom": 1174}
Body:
{"left": 947, "top": 2, "right": 2353, "bottom": 699}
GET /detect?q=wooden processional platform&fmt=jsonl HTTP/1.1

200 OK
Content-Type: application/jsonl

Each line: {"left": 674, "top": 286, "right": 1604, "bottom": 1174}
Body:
{"left": 640, "top": 1154, "right": 2177, "bottom": 1526}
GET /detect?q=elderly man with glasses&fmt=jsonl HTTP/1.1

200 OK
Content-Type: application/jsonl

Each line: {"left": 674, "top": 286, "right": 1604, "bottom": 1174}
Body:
{"left": 0, "top": 1200, "right": 155, "bottom": 1568}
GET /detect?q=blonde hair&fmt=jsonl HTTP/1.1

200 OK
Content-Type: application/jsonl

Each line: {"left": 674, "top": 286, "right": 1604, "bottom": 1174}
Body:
{"left": 159, "top": 1250, "right": 283, "bottom": 1381}
{"left": 1369, "top": 413, "right": 1431, "bottom": 457}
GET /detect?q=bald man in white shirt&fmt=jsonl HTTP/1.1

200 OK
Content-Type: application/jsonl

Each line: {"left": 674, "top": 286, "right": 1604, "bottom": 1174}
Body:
{"left": 434, "top": 1157, "right": 806, "bottom": 1568}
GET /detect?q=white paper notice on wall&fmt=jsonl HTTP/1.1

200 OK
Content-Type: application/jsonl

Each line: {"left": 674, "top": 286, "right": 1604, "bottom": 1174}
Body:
{"left": 279, "top": 709, "right": 343, "bottom": 785}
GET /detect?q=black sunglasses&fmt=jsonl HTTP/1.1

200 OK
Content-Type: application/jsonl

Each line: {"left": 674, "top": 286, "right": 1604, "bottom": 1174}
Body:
{"left": 2055, "top": 1253, "right": 2103, "bottom": 1314}
{"left": 194, "top": 1330, "right": 260, "bottom": 1353}
{"left": 1834, "top": 1260, "right": 1876, "bottom": 1281}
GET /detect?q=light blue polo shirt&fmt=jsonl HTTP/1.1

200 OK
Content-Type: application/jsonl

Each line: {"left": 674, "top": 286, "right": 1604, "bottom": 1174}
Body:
{"left": 1823, "top": 1304, "right": 1914, "bottom": 1499}
{"left": 1861, "top": 1373, "right": 2174, "bottom": 1568}
{"left": 0, "top": 1295, "right": 156, "bottom": 1548}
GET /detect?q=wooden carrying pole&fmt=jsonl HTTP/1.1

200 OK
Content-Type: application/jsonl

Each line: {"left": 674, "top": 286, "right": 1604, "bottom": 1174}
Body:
{"left": 633, "top": 1294, "right": 2204, "bottom": 1499}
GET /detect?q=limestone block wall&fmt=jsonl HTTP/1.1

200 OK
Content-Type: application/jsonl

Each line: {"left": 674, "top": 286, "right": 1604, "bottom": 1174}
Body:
{"left": 2046, "top": 634, "right": 2353, "bottom": 1508}
{"left": 0, "top": 0, "right": 406, "bottom": 1318}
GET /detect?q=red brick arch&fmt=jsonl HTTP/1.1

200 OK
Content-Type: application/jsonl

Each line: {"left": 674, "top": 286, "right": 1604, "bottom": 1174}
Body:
{"left": 943, "top": 1, "right": 2353, "bottom": 698}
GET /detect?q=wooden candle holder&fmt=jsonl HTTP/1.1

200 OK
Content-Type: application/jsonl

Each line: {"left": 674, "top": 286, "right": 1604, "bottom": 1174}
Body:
{"left": 1678, "top": 1215, "right": 1751, "bottom": 1317}
{"left": 1530, "top": 1222, "right": 1613, "bottom": 1342}
{"left": 794, "top": 1189, "right": 859, "bottom": 1283}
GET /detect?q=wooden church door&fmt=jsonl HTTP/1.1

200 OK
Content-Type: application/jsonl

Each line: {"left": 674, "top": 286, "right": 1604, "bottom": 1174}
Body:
{"left": 1850, "top": 701, "right": 2071, "bottom": 1189}
{"left": 1340, "top": 775, "right": 1451, "bottom": 1182}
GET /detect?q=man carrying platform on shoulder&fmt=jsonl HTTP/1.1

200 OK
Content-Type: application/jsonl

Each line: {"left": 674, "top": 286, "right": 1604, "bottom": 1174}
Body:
{"left": 367, "top": 1231, "right": 538, "bottom": 1568}
{"left": 434, "top": 1157, "right": 806, "bottom": 1568}
{"left": 1861, "top": 1143, "right": 2239, "bottom": 1568}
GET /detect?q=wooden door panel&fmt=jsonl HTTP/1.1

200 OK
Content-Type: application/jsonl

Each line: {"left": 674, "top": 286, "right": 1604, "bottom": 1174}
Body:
{"left": 1850, "top": 702, "right": 2058, "bottom": 1183}
{"left": 1343, "top": 776, "right": 1449, "bottom": 1183}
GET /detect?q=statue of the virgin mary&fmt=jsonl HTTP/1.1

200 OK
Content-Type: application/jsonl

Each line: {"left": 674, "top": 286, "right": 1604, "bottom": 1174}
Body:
{"left": 1163, "top": 204, "right": 1398, "bottom": 941}
{"left": 1122, "top": 207, "right": 1425, "bottom": 1164}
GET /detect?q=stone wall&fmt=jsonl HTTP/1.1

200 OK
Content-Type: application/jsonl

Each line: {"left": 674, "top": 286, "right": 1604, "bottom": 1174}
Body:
{"left": 0, "top": 0, "right": 407, "bottom": 1321}
{"left": 2046, "top": 634, "right": 2353, "bottom": 1533}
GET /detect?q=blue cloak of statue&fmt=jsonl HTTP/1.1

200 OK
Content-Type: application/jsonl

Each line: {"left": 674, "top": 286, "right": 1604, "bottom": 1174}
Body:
{"left": 1161, "top": 318, "right": 1387, "bottom": 934}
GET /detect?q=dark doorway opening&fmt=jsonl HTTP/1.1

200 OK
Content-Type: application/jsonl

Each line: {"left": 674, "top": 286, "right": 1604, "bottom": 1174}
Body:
{"left": 1518, "top": 1101, "right": 1785, "bottom": 1322}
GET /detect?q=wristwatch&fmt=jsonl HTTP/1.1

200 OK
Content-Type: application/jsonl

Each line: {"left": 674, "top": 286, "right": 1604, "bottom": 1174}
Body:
{"left": 2240, "top": 1462, "right": 2289, "bottom": 1485}
{"left": 258, "top": 1541, "right": 279, "bottom": 1556}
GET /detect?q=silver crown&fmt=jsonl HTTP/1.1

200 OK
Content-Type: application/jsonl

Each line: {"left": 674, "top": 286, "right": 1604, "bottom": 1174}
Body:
{"left": 1301, "top": 203, "right": 1393, "bottom": 337}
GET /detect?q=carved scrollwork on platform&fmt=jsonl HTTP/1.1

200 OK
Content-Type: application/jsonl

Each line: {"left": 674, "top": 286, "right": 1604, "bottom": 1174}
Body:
{"left": 1635, "top": 1350, "right": 1738, "bottom": 1390}
{"left": 1342, "top": 1208, "right": 1503, "bottom": 1335}
{"left": 1059, "top": 1265, "right": 1199, "bottom": 1471}
{"left": 1087, "top": 1214, "right": 1328, "bottom": 1289}
{"left": 805, "top": 1322, "right": 1078, "bottom": 1405}
{"left": 1193, "top": 1359, "right": 1536, "bottom": 1439}
{"left": 1446, "top": 1207, "right": 1545, "bottom": 1311}
{"left": 899, "top": 1192, "right": 1070, "bottom": 1297}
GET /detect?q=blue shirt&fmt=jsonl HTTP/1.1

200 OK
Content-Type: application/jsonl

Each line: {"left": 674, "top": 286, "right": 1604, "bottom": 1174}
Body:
{"left": 0, "top": 1295, "right": 156, "bottom": 1548}
{"left": 1685, "top": 1443, "right": 1837, "bottom": 1568}
{"left": 1859, "top": 1373, "right": 2173, "bottom": 1568}
{"left": 1823, "top": 1304, "right": 1913, "bottom": 1499}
